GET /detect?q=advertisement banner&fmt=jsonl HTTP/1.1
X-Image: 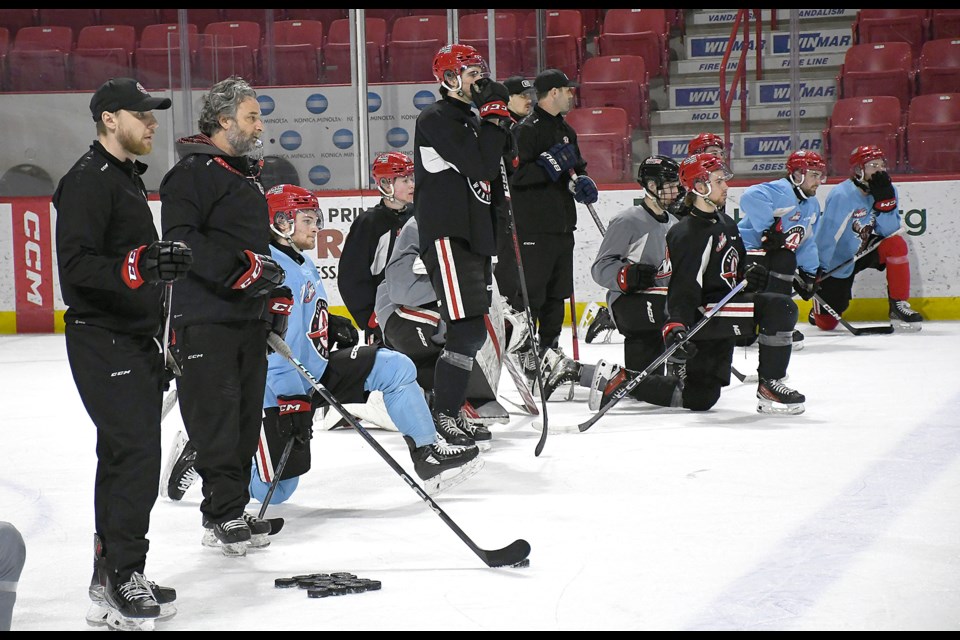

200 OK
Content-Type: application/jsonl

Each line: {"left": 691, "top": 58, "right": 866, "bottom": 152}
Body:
{"left": 9, "top": 198, "right": 54, "bottom": 332}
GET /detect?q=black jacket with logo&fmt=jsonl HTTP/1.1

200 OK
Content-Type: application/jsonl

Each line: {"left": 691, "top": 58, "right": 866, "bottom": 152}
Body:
{"left": 54, "top": 141, "right": 163, "bottom": 336}
{"left": 509, "top": 104, "right": 588, "bottom": 235}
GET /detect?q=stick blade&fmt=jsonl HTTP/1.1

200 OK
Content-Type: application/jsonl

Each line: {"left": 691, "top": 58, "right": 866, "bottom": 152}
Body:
{"left": 854, "top": 325, "right": 895, "bottom": 335}
{"left": 480, "top": 539, "right": 531, "bottom": 568}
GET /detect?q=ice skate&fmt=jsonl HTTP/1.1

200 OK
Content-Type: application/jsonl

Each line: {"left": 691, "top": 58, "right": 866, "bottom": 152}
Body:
{"left": 458, "top": 402, "right": 492, "bottom": 451}
{"left": 201, "top": 517, "right": 251, "bottom": 557}
{"left": 541, "top": 351, "right": 582, "bottom": 401}
{"left": 792, "top": 329, "right": 805, "bottom": 351}
{"left": 86, "top": 534, "right": 177, "bottom": 626}
{"left": 242, "top": 512, "right": 272, "bottom": 549}
{"left": 585, "top": 304, "right": 616, "bottom": 344}
{"left": 405, "top": 435, "right": 483, "bottom": 496}
{"left": 757, "top": 377, "right": 806, "bottom": 415}
{"left": 433, "top": 409, "right": 475, "bottom": 447}
{"left": 91, "top": 572, "right": 161, "bottom": 631}
{"left": 889, "top": 298, "right": 922, "bottom": 332}
{"left": 160, "top": 430, "right": 198, "bottom": 501}
{"left": 588, "top": 360, "right": 628, "bottom": 412}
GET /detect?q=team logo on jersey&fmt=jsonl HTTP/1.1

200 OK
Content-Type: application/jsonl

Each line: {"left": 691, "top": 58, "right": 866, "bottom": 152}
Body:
{"left": 716, "top": 232, "right": 729, "bottom": 253}
{"left": 302, "top": 280, "right": 316, "bottom": 304}
{"left": 306, "top": 297, "right": 330, "bottom": 359}
{"left": 720, "top": 247, "right": 741, "bottom": 288}
{"left": 658, "top": 250, "right": 673, "bottom": 279}
{"left": 782, "top": 224, "right": 805, "bottom": 251}
{"left": 851, "top": 207, "right": 870, "bottom": 219}
{"left": 787, "top": 209, "right": 802, "bottom": 222}
{"left": 852, "top": 219, "right": 876, "bottom": 254}
{"left": 469, "top": 178, "right": 492, "bottom": 204}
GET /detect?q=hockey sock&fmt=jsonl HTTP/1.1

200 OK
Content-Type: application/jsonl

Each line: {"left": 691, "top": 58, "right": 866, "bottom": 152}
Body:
{"left": 366, "top": 350, "right": 434, "bottom": 447}
{"left": 433, "top": 349, "right": 474, "bottom": 417}
{"left": 878, "top": 234, "right": 910, "bottom": 300}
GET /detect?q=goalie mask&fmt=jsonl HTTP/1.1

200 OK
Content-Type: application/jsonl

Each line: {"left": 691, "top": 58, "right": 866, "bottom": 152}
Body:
{"left": 265, "top": 184, "right": 321, "bottom": 239}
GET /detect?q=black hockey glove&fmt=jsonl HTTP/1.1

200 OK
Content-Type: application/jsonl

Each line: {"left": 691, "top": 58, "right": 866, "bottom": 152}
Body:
{"left": 662, "top": 322, "right": 698, "bottom": 363}
{"left": 122, "top": 240, "right": 192, "bottom": 289}
{"left": 569, "top": 174, "right": 599, "bottom": 204}
{"left": 617, "top": 263, "right": 658, "bottom": 293}
{"left": 471, "top": 77, "right": 512, "bottom": 122}
{"left": 328, "top": 313, "right": 359, "bottom": 350}
{"left": 266, "top": 286, "right": 293, "bottom": 353}
{"left": 867, "top": 171, "right": 897, "bottom": 213}
{"left": 760, "top": 227, "right": 787, "bottom": 252}
{"left": 227, "top": 250, "right": 285, "bottom": 297}
{"left": 792, "top": 269, "right": 820, "bottom": 301}
{"left": 536, "top": 142, "right": 578, "bottom": 182}
{"left": 743, "top": 262, "right": 769, "bottom": 293}
{"left": 277, "top": 394, "right": 313, "bottom": 446}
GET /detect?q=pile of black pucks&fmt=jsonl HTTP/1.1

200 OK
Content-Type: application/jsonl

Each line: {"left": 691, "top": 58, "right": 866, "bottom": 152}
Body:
{"left": 275, "top": 572, "right": 382, "bottom": 598}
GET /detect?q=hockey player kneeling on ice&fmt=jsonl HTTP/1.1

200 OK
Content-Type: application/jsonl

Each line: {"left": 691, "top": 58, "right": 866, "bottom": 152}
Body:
{"left": 588, "top": 154, "right": 805, "bottom": 415}
{"left": 253, "top": 185, "right": 482, "bottom": 506}
{"left": 165, "top": 187, "right": 484, "bottom": 523}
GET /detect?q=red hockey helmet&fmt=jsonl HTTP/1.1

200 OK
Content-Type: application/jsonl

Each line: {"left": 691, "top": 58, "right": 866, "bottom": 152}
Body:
{"left": 372, "top": 152, "right": 414, "bottom": 183}
{"left": 687, "top": 132, "right": 725, "bottom": 156}
{"left": 849, "top": 145, "right": 886, "bottom": 176}
{"left": 679, "top": 153, "right": 726, "bottom": 191}
{"left": 265, "top": 184, "right": 320, "bottom": 235}
{"left": 786, "top": 150, "right": 826, "bottom": 176}
{"left": 432, "top": 43, "right": 488, "bottom": 86}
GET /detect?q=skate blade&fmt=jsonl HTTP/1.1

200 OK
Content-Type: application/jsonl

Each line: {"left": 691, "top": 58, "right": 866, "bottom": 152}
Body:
{"left": 423, "top": 456, "right": 484, "bottom": 496}
{"left": 248, "top": 533, "right": 271, "bottom": 549}
{"left": 791, "top": 341, "right": 804, "bottom": 351}
{"left": 756, "top": 399, "right": 805, "bottom": 415}
{"left": 474, "top": 440, "right": 492, "bottom": 452}
{"left": 104, "top": 609, "right": 157, "bottom": 631}
{"left": 201, "top": 531, "right": 249, "bottom": 557}
{"left": 88, "top": 601, "right": 176, "bottom": 624}
{"left": 159, "top": 431, "right": 189, "bottom": 499}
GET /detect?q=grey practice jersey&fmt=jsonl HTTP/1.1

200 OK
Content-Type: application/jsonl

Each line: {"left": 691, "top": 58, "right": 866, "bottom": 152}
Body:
{"left": 591, "top": 202, "right": 677, "bottom": 309}
{"left": 374, "top": 216, "right": 438, "bottom": 324}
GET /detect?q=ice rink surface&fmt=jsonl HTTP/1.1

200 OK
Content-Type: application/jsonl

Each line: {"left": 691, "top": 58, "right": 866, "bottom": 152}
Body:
{"left": 2, "top": 321, "right": 959, "bottom": 630}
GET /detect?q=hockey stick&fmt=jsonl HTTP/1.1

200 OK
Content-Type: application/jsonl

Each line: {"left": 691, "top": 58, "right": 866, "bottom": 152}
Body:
{"left": 257, "top": 435, "right": 296, "bottom": 520}
{"left": 569, "top": 294, "right": 580, "bottom": 361}
{"left": 267, "top": 333, "right": 531, "bottom": 568}
{"left": 578, "top": 280, "right": 748, "bottom": 433}
{"left": 160, "top": 282, "right": 181, "bottom": 377}
{"left": 807, "top": 289, "right": 894, "bottom": 336}
{"left": 161, "top": 388, "right": 178, "bottom": 422}
{"left": 569, "top": 169, "right": 606, "bottom": 235}
{"left": 499, "top": 159, "right": 550, "bottom": 456}
{"left": 730, "top": 366, "right": 757, "bottom": 384}
{"left": 816, "top": 228, "right": 904, "bottom": 283}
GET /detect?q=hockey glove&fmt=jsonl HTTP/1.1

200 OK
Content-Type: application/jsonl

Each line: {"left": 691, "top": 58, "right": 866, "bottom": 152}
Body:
{"left": 227, "top": 250, "right": 285, "bottom": 297}
{"left": 867, "top": 171, "right": 897, "bottom": 213}
{"left": 277, "top": 394, "right": 313, "bottom": 446}
{"left": 569, "top": 174, "right": 599, "bottom": 204}
{"left": 743, "top": 262, "right": 769, "bottom": 293}
{"left": 329, "top": 314, "right": 359, "bottom": 350}
{"left": 471, "top": 78, "right": 512, "bottom": 121}
{"left": 122, "top": 240, "right": 193, "bottom": 289}
{"left": 792, "top": 269, "right": 820, "bottom": 301}
{"left": 662, "top": 323, "right": 698, "bottom": 363}
{"left": 760, "top": 227, "right": 787, "bottom": 252}
{"left": 617, "top": 263, "right": 658, "bottom": 293}
{"left": 536, "top": 142, "right": 578, "bottom": 182}
{"left": 266, "top": 286, "right": 293, "bottom": 352}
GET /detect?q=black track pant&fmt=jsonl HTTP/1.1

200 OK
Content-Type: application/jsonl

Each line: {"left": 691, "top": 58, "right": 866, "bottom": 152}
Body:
{"left": 65, "top": 323, "right": 163, "bottom": 582}
{"left": 509, "top": 231, "right": 574, "bottom": 350}
{"left": 176, "top": 320, "right": 267, "bottom": 524}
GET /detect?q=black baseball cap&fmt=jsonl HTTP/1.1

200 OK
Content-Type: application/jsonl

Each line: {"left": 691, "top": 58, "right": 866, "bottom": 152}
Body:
{"left": 503, "top": 76, "right": 534, "bottom": 96}
{"left": 533, "top": 68, "right": 579, "bottom": 93}
{"left": 90, "top": 78, "right": 172, "bottom": 121}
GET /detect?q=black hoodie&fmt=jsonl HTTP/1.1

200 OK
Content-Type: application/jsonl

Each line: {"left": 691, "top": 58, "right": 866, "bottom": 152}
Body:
{"left": 159, "top": 134, "right": 272, "bottom": 327}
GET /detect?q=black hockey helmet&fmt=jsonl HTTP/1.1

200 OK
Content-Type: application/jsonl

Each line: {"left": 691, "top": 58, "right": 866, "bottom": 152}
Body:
{"left": 637, "top": 155, "right": 681, "bottom": 191}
